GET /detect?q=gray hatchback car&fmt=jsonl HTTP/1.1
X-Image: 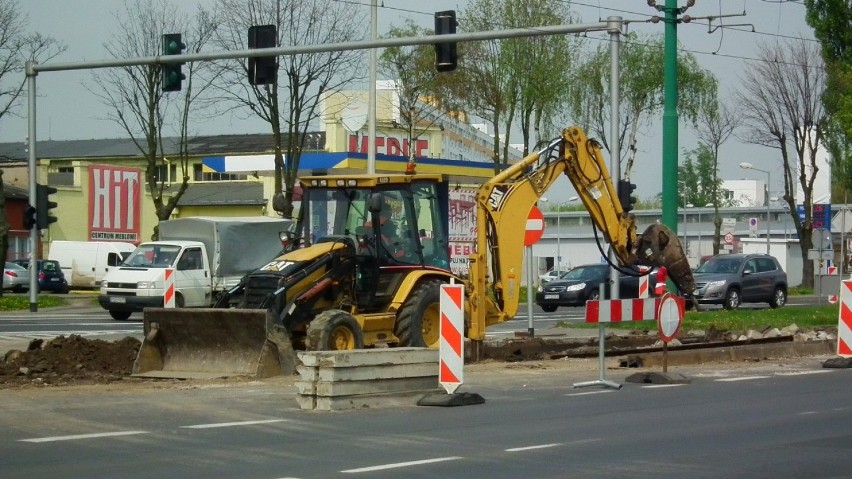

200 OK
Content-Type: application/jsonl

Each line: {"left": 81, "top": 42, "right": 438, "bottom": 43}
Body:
{"left": 691, "top": 253, "right": 787, "bottom": 310}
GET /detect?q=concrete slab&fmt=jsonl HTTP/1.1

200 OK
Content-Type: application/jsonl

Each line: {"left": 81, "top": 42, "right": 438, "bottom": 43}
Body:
{"left": 310, "top": 390, "right": 440, "bottom": 411}
{"left": 314, "top": 362, "right": 438, "bottom": 382}
{"left": 296, "top": 376, "right": 440, "bottom": 396}
{"left": 297, "top": 348, "right": 437, "bottom": 367}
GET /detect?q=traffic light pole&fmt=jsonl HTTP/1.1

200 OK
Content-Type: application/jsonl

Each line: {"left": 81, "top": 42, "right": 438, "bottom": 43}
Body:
{"left": 26, "top": 65, "right": 38, "bottom": 312}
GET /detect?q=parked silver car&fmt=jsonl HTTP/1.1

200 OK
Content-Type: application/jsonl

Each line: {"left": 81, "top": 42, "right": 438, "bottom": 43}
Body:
{"left": 3, "top": 262, "right": 31, "bottom": 292}
{"left": 691, "top": 254, "right": 787, "bottom": 310}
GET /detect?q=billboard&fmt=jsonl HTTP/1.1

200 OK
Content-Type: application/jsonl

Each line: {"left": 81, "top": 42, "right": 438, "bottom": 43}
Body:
{"left": 448, "top": 188, "right": 477, "bottom": 276}
{"left": 88, "top": 164, "right": 142, "bottom": 242}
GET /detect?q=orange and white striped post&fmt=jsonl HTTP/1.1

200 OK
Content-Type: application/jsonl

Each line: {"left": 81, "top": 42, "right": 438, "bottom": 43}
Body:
{"left": 838, "top": 280, "right": 852, "bottom": 358}
{"left": 655, "top": 266, "right": 668, "bottom": 296}
{"left": 439, "top": 283, "right": 464, "bottom": 394}
{"left": 163, "top": 268, "right": 175, "bottom": 308}
{"left": 638, "top": 266, "right": 650, "bottom": 298}
{"left": 828, "top": 265, "right": 839, "bottom": 304}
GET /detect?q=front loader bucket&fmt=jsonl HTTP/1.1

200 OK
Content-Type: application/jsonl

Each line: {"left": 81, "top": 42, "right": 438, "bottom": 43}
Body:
{"left": 635, "top": 224, "right": 696, "bottom": 295}
{"left": 133, "top": 308, "right": 297, "bottom": 379}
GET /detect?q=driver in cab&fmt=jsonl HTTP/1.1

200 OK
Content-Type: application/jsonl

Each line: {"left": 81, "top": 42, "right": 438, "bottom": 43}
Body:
{"left": 365, "top": 193, "right": 408, "bottom": 261}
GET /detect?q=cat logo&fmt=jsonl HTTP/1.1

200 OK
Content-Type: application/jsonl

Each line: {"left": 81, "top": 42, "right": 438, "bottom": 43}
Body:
{"left": 487, "top": 186, "right": 509, "bottom": 210}
{"left": 260, "top": 260, "right": 296, "bottom": 272}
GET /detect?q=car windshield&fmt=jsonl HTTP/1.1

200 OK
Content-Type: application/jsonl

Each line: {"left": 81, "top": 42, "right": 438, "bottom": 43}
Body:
{"left": 695, "top": 258, "right": 742, "bottom": 274}
{"left": 562, "top": 266, "right": 603, "bottom": 280}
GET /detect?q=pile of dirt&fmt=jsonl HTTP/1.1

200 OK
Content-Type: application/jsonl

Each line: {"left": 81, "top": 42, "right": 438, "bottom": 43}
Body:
{"left": 1, "top": 335, "right": 141, "bottom": 388}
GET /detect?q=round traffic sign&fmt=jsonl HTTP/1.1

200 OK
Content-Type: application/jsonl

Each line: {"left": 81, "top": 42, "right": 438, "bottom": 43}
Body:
{"left": 524, "top": 206, "right": 545, "bottom": 246}
{"left": 657, "top": 293, "right": 684, "bottom": 342}
{"left": 724, "top": 232, "right": 734, "bottom": 245}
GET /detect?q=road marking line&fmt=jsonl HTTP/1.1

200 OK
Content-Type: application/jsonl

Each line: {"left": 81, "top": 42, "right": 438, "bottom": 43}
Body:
{"left": 20, "top": 431, "right": 148, "bottom": 443}
{"left": 506, "top": 443, "right": 562, "bottom": 452}
{"left": 642, "top": 384, "right": 688, "bottom": 389}
{"left": 566, "top": 390, "right": 615, "bottom": 397}
{"left": 181, "top": 419, "right": 286, "bottom": 429}
{"left": 715, "top": 376, "right": 771, "bottom": 382}
{"left": 775, "top": 370, "right": 833, "bottom": 376}
{"left": 798, "top": 411, "right": 818, "bottom": 415}
{"left": 341, "top": 456, "right": 463, "bottom": 473}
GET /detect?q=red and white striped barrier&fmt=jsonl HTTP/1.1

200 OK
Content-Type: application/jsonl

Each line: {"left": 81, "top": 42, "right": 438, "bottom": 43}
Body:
{"left": 655, "top": 266, "right": 667, "bottom": 296}
{"left": 585, "top": 296, "right": 686, "bottom": 323}
{"left": 164, "top": 268, "right": 175, "bottom": 308}
{"left": 439, "top": 284, "right": 464, "bottom": 394}
{"left": 828, "top": 266, "right": 838, "bottom": 304}
{"left": 838, "top": 281, "right": 852, "bottom": 358}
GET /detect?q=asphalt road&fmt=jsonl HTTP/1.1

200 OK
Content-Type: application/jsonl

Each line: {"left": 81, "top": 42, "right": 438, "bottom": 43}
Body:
{"left": 0, "top": 357, "right": 848, "bottom": 478}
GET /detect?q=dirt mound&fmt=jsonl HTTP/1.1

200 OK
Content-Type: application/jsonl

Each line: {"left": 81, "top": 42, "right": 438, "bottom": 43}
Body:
{"left": 1, "top": 335, "right": 140, "bottom": 388}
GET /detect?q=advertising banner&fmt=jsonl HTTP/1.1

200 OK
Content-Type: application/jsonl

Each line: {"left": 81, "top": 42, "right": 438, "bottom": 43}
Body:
{"left": 88, "top": 164, "right": 142, "bottom": 242}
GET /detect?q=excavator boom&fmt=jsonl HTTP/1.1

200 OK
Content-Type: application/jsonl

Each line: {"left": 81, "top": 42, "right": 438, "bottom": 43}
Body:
{"left": 466, "top": 126, "right": 695, "bottom": 341}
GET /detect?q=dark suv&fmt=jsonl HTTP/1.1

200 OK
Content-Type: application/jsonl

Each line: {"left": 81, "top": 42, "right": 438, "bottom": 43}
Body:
{"left": 692, "top": 253, "right": 787, "bottom": 310}
{"left": 535, "top": 264, "right": 658, "bottom": 312}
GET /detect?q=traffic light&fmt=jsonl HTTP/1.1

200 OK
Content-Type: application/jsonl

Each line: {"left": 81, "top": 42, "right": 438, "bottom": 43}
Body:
{"left": 617, "top": 179, "right": 637, "bottom": 213}
{"left": 22, "top": 205, "right": 36, "bottom": 231}
{"left": 248, "top": 25, "right": 277, "bottom": 85}
{"left": 434, "top": 10, "right": 458, "bottom": 72}
{"left": 162, "top": 33, "right": 186, "bottom": 92}
{"left": 36, "top": 183, "right": 58, "bottom": 230}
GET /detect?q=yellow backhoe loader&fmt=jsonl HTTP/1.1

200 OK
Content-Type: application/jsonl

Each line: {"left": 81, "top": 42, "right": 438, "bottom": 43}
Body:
{"left": 133, "top": 126, "right": 694, "bottom": 378}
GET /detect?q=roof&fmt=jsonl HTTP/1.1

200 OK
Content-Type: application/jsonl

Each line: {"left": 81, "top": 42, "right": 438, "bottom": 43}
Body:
{"left": 2, "top": 184, "right": 28, "bottom": 200}
{"left": 171, "top": 182, "right": 265, "bottom": 206}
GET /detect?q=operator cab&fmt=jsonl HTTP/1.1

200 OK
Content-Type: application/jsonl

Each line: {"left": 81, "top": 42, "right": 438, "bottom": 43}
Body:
{"left": 294, "top": 175, "right": 451, "bottom": 306}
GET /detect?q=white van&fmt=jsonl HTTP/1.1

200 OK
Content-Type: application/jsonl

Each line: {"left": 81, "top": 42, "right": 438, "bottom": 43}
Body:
{"left": 48, "top": 241, "right": 137, "bottom": 289}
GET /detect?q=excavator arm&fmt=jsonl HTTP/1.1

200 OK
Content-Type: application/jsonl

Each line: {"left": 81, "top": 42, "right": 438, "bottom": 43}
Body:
{"left": 466, "top": 126, "right": 695, "bottom": 341}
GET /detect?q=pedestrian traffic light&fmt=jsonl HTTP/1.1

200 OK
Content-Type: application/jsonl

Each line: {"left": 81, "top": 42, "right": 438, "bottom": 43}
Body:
{"left": 617, "top": 179, "right": 637, "bottom": 213}
{"left": 161, "top": 33, "right": 186, "bottom": 92}
{"left": 23, "top": 205, "right": 36, "bottom": 231}
{"left": 434, "top": 10, "right": 458, "bottom": 72}
{"left": 248, "top": 25, "right": 277, "bottom": 85}
{"left": 36, "top": 183, "right": 58, "bottom": 230}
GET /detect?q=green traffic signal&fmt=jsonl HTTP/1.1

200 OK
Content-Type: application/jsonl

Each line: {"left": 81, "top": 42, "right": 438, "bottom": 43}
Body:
{"left": 162, "top": 33, "right": 186, "bottom": 92}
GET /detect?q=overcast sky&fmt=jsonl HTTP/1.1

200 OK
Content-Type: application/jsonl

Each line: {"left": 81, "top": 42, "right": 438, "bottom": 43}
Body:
{"left": 4, "top": 0, "right": 816, "bottom": 200}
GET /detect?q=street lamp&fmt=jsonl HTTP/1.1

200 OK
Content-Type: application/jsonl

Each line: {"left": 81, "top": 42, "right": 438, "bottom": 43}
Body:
{"left": 739, "top": 162, "right": 771, "bottom": 254}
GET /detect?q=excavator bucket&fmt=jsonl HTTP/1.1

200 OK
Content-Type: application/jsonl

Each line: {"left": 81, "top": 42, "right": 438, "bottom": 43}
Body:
{"left": 133, "top": 308, "right": 297, "bottom": 379}
{"left": 634, "top": 223, "right": 696, "bottom": 296}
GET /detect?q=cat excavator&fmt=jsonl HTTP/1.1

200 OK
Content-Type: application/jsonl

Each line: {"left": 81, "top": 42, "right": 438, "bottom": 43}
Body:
{"left": 132, "top": 125, "right": 694, "bottom": 378}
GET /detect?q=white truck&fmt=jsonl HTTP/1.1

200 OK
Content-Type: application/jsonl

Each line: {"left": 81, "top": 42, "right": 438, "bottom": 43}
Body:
{"left": 48, "top": 240, "right": 137, "bottom": 288}
{"left": 97, "top": 216, "right": 291, "bottom": 320}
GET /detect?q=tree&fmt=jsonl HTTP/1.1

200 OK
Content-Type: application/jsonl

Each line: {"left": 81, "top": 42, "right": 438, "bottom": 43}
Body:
{"left": 209, "top": 0, "right": 365, "bottom": 219}
{"left": 567, "top": 32, "right": 717, "bottom": 179}
{"left": 695, "top": 99, "right": 739, "bottom": 255}
{"left": 678, "top": 144, "right": 726, "bottom": 208}
{"left": 88, "top": 0, "right": 216, "bottom": 239}
{"left": 379, "top": 21, "right": 452, "bottom": 170}
{"left": 0, "top": 0, "right": 64, "bottom": 294}
{"left": 736, "top": 39, "right": 827, "bottom": 288}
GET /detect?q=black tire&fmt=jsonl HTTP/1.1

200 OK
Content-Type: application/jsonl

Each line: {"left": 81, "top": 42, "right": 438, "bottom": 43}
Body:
{"left": 396, "top": 279, "right": 442, "bottom": 348}
{"left": 174, "top": 293, "right": 185, "bottom": 308}
{"left": 723, "top": 288, "right": 741, "bottom": 310}
{"left": 306, "top": 309, "right": 364, "bottom": 351}
{"left": 769, "top": 286, "right": 787, "bottom": 308}
{"left": 541, "top": 305, "right": 558, "bottom": 313}
{"left": 109, "top": 310, "right": 131, "bottom": 321}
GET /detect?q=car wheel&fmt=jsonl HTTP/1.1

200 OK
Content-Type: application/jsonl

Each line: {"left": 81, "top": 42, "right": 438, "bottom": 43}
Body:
{"left": 723, "top": 288, "right": 741, "bottom": 310}
{"left": 769, "top": 287, "right": 787, "bottom": 308}
{"left": 109, "top": 310, "right": 132, "bottom": 321}
{"left": 541, "top": 305, "right": 558, "bottom": 313}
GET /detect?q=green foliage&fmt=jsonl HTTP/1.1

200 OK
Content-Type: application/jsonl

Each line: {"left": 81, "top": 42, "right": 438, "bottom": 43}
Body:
{"left": 0, "top": 295, "right": 65, "bottom": 311}
{"left": 677, "top": 144, "right": 728, "bottom": 207}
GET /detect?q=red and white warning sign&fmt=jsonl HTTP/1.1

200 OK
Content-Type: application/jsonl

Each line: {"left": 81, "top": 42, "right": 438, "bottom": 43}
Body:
{"left": 838, "top": 281, "right": 852, "bottom": 358}
{"left": 524, "top": 206, "right": 545, "bottom": 246}
{"left": 638, "top": 266, "right": 650, "bottom": 298}
{"left": 828, "top": 265, "right": 838, "bottom": 304}
{"left": 164, "top": 268, "right": 175, "bottom": 308}
{"left": 439, "top": 284, "right": 465, "bottom": 393}
{"left": 657, "top": 293, "right": 685, "bottom": 342}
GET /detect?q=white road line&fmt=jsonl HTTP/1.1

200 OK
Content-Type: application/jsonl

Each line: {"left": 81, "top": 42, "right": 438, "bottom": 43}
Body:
{"left": 506, "top": 443, "right": 562, "bottom": 452}
{"left": 181, "top": 419, "right": 286, "bottom": 429}
{"left": 775, "top": 370, "right": 833, "bottom": 376}
{"left": 20, "top": 431, "right": 148, "bottom": 443}
{"left": 566, "top": 390, "right": 615, "bottom": 396}
{"left": 715, "top": 376, "right": 771, "bottom": 382}
{"left": 798, "top": 411, "right": 819, "bottom": 416}
{"left": 642, "top": 384, "right": 688, "bottom": 389}
{"left": 341, "top": 456, "right": 463, "bottom": 473}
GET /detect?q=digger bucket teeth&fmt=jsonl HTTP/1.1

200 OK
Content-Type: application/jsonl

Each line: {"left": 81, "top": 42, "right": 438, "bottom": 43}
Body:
{"left": 133, "top": 308, "right": 297, "bottom": 379}
{"left": 634, "top": 224, "right": 696, "bottom": 295}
